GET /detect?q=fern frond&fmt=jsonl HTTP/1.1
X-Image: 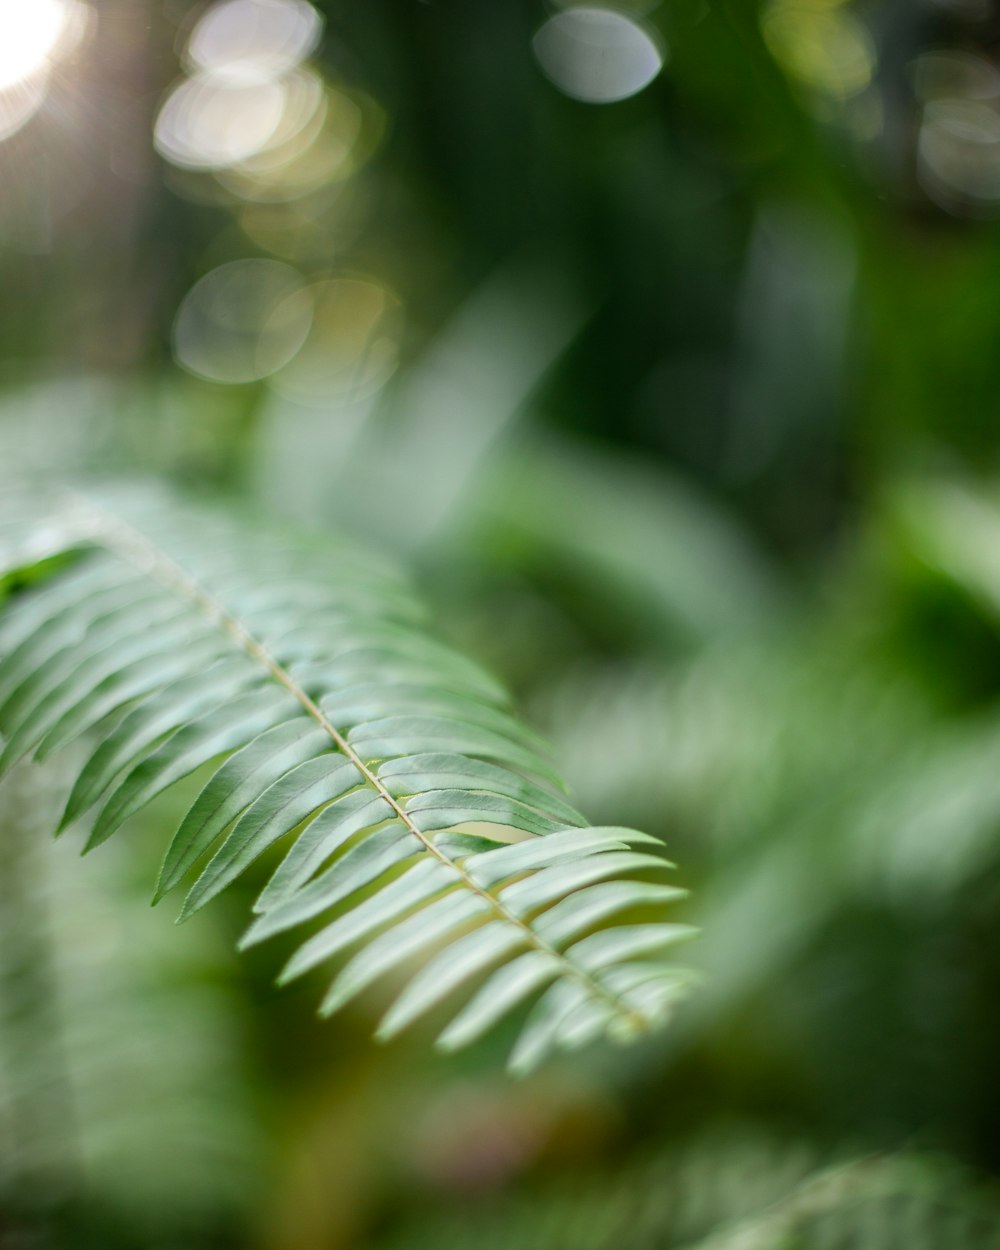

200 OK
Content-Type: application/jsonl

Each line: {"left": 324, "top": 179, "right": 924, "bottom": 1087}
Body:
{"left": 0, "top": 485, "right": 693, "bottom": 1073}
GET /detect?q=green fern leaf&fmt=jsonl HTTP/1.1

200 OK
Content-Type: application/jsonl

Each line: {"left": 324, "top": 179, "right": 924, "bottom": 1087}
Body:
{"left": 0, "top": 485, "right": 694, "bottom": 1072}
{"left": 154, "top": 717, "right": 331, "bottom": 898}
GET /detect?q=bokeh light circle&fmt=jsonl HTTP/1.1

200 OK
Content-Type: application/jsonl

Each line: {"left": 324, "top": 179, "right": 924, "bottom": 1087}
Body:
{"left": 761, "top": 2, "right": 875, "bottom": 101}
{"left": 154, "top": 73, "right": 288, "bottom": 170}
{"left": 270, "top": 277, "right": 402, "bottom": 404}
{"left": 172, "top": 259, "right": 313, "bottom": 384}
{"left": 217, "top": 85, "right": 364, "bottom": 202}
{"left": 913, "top": 51, "right": 1000, "bottom": 105}
{"left": 532, "top": 8, "right": 664, "bottom": 104}
{"left": 0, "top": 0, "right": 90, "bottom": 142}
{"left": 187, "top": 0, "right": 323, "bottom": 84}
{"left": 0, "top": 0, "right": 72, "bottom": 91}
{"left": 919, "top": 99, "right": 1000, "bottom": 210}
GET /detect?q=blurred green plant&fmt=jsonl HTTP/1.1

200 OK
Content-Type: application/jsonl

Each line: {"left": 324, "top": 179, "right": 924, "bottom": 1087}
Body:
{"left": 0, "top": 757, "right": 263, "bottom": 1245}
{"left": 378, "top": 1128, "right": 1000, "bottom": 1250}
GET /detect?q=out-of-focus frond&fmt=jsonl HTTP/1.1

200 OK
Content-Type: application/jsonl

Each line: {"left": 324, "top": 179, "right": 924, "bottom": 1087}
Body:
{"left": 378, "top": 1131, "right": 1000, "bottom": 1250}
{"left": 0, "top": 759, "right": 261, "bottom": 1228}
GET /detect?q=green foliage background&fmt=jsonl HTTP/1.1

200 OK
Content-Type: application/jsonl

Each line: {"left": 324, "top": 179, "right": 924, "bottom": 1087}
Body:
{"left": 6, "top": 0, "right": 1000, "bottom": 1246}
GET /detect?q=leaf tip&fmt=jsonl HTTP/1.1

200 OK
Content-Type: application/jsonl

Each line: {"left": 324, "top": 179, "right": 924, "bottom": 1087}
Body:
{"left": 55, "top": 800, "right": 78, "bottom": 835}
{"left": 237, "top": 921, "right": 267, "bottom": 952}
{"left": 175, "top": 897, "right": 200, "bottom": 924}
{"left": 150, "top": 869, "right": 179, "bottom": 907}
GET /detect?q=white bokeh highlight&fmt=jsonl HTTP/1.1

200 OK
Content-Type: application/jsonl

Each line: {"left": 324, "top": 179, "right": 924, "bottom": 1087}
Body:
{"left": 187, "top": 0, "right": 322, "bottom": 84}
{"left": 533, "top": 8, "right": 664, "bottom": 105}
{"left": 172, "top": 259, "right": 313, "bottom": 384}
